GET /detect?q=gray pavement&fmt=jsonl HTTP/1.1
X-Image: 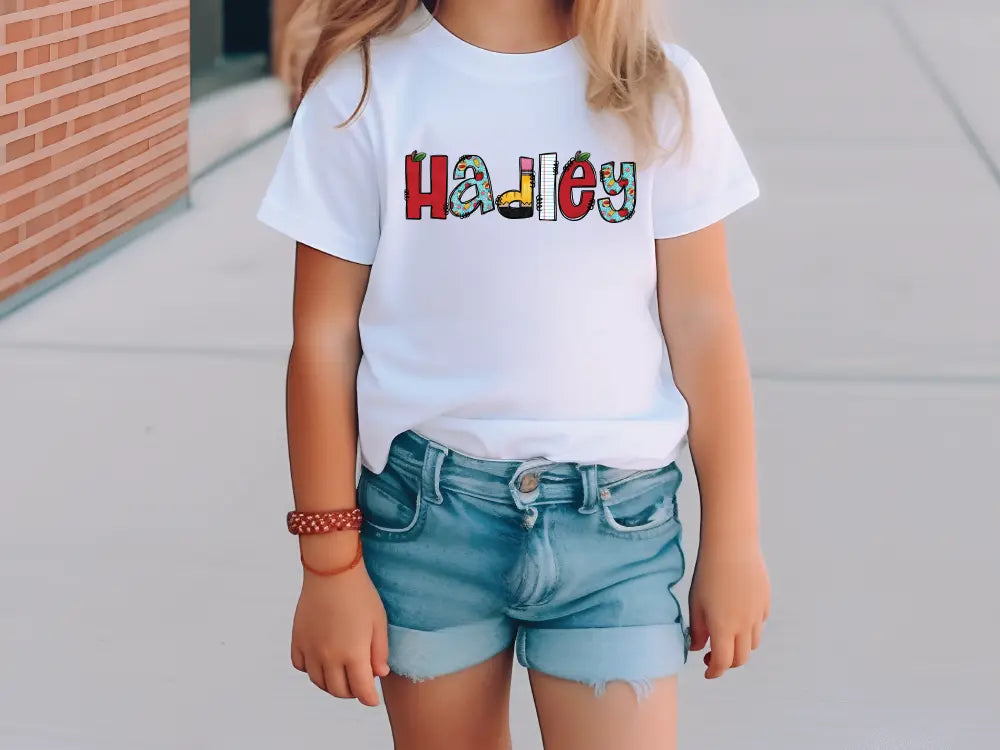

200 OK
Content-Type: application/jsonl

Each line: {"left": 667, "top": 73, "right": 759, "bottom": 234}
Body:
{"left": 2, "top": 1, "right": 999, "bottom": 748}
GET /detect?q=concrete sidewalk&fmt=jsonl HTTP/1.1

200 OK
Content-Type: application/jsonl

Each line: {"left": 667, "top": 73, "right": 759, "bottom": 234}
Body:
{"left": 2, "top": 1, "right": 999, "bottom": 748}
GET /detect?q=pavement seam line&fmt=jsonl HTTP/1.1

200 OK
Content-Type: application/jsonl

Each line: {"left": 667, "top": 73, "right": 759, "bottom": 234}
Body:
{"left": 883, "top": 2, "right": 1000, "bottom": 191}
{"left": 191, "top": 120, "right": 292, "bottom": 184}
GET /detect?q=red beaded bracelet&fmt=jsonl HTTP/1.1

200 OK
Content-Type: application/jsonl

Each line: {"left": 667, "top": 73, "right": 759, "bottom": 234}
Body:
{"left": 287, "top": 508, "right": 363, "bottom": 535}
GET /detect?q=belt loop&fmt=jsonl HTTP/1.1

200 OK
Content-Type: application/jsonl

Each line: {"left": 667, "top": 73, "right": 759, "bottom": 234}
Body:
{"left": 578, "top": 465, "right": 599, "bottom": 514}
{"left": 421, "top": 439, "right": 448, "bottom": 505}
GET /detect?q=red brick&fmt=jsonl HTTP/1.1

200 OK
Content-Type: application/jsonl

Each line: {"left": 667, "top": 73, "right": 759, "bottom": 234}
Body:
{"left": 39, "top": 13, "right": 64, "bottom": 34}
{"left": 104, "top": 72, "right": 133, "bottom": 95}
{"left": 23, "top": 43, "right": 51, "bottom": 66}
{"left": 24, "top": 194, "right": 84, "bottom": 239}
{"left": 57, "top": 195, "right": 86, "bottom": 221}
{"left": 71, "top": 60, "right": 94, "bottom": 81}
{"left": 122, "top": 0, "right": 159, "bottom": 12}
{"left": 0, "top": 52, "right": 15, "bottom": 75}
{"left": 0, "top": 112, "right": 18, "bottom": 136}
{"left": 97, "top": 52, "right": 117, "bottom": 71}
{"left": 85, "top": 27, "right": 112, "bottom": 48}
{"left": 37, "top": 171, "right": 74, "bottom": 203}
{"left": 6, "top": 133, "right": 36, "bottom": 161}
{"left": 5, "top": 18, "right": 34, "bottom": 43}
{"left": 26, "top": 206, "right": 58, "bottom": 237}
{"left": 51, "top": 131, "right": 110, "bottom": 169}
{"left": 0, "top": 157, "right": 50, "bottom": 194}
{"left": 24, "top": 101, "right": 51, "bottom": 126}
{"left": 54, "top": 38, "right": 79, "bottom": 58}
{"left": 0, "top": 0, "right": 22, "bottom": 15}
{"left": 73, "top": 109, "right": 98, "bottom": 132}
{"left": 1, "top": 190, "right": 35, "bottom": 222}
{"left": 5, "top": 77, "right": 35, "bottom": 103}
{"left": 55, "top": 91, "right": 79, "bottom": 112}
{"left": 70, "top": 7, "right": 93, "bottom": 26}
{"left": 12, "top": 229, "right": 70, "bottom": 274}
{"left": 80, "top": 82, "right": 105, "bottom": 103}
{"left": 40, "top": 67, "right": 72, "bottom": 91}
{"left": 0, "top": 249, "right": 38, "bottom": 284}
{"left": 25, "top": 0, "right": 54, "bottom": 9}
{"left": 0, "top": 228, "right": 18, "bottom": 254}
{"left": 123, "top": 39, "right": 158, "bottom": 62}
{"left": 95, "top": 140, "right": 147, "bottom": 174}
{"left": 148, "top": 121, "right": 185, "bottom": 147}
{"left": 42, "top": 122, "right": 67, "bottom": 146}
{"left": 98, "top": 2, "right": 115, "bottom": 19}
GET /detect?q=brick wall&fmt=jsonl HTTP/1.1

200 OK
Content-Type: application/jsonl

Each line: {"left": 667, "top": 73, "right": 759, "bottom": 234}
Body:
{"left": 0, "top": 0, "right": 190, "bottom": 303}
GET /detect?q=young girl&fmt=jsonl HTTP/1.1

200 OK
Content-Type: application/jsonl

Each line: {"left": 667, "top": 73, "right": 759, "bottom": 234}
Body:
{"left": 260, "top": 1, "right": 769, "bottom": 747}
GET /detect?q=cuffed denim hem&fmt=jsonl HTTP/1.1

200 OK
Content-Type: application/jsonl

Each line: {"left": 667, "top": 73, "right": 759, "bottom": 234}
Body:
{"left": 515, "top": 623, "right": 687, "bottom": 699}
{"left": 387, "top": 618, "right": 516, "bottom": 681}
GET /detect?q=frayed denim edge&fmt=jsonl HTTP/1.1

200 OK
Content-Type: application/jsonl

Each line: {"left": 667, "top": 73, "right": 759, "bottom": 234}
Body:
{"left": 391, "top": 670, "right": 658, "bottom": 702}
{"left": 590, "top": 678, "right": 656, "bottom": 701}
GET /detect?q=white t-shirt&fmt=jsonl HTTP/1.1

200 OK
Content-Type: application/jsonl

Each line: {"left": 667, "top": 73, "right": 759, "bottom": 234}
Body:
{"left": 258, "top": 5, "right": 759, "bottom": 474}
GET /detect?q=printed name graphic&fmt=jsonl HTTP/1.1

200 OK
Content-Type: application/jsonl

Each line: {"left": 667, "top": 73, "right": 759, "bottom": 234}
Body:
{"left": 404, "top": 151, "right": 637, "bottom": 223}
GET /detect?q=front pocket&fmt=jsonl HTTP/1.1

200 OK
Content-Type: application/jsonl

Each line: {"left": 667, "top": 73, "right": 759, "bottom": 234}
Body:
{"left": 598, "top": 464, "right": 682, "bottom": 540}
{"left": 601, "top": 495, "right": 676, "bottom": 537}
{"left": 358, "top": 468, "right": 425, "bottom": 539}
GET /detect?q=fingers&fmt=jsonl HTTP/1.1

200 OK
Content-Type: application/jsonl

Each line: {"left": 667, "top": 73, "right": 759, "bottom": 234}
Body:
{"left": 702, "top": 620, "right": 765, "bottom": 678}
{"left": 371, "top": 619, "right": 391, "bottom": 678}
{"left": 324, "top": 664, "right": 352, "bottom": 699}
{"left": 688, "top": 602, "right": 709, "bottom": 652}
{"left": 347, "top": 660, "right": 380, "bottom": 707}
{"left": 305, "top": 657, "right": 327, "bottom": 693}
{"left": 732, "top": 632, "right": 751, "bottom": 668}
{"left": 291, "top": 646, "right": 307, "bottom": 673}
{"left": 302, "top": 655, "right": 379, "bottom": 706}
{"left": 705, "top": 632, "right": 734, "bottom": 679}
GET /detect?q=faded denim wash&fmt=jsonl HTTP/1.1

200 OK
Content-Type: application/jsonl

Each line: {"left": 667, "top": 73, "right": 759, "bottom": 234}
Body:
{"left": 359, "top": 431, "right": 689, "bottom": 696}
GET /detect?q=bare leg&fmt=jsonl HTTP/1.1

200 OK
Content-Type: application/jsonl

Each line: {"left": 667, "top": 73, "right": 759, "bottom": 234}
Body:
{"left": 529, "top": 671, "right": 678, "bottom": 750}
{"left": 380, "top": 648, "right": 515, "bottom": 750}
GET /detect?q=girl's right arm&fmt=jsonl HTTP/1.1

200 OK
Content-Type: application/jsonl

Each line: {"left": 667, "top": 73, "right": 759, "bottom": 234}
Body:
{"left": 286, "top": 242, "right": 390, "bottom": 707}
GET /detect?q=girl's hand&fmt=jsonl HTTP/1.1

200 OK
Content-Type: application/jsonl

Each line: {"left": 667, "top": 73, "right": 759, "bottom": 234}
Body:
{"left": 688, "top": 540, "right": 770, "bottom": 679}
{"left": 291, "top": 559, "right": 391, "bottom": 706}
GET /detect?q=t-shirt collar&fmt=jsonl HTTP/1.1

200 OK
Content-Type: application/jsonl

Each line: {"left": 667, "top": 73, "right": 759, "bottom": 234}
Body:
{"left": 408, "top": 3, "right": 582, "bottom": 80}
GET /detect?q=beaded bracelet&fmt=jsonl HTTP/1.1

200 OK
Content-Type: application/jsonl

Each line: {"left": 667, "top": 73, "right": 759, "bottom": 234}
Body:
{"left": 289, "top": 509, "right": 364, "bottom": 577}
{"left": 287, "top": 508, "right": 363, "bottom": 535}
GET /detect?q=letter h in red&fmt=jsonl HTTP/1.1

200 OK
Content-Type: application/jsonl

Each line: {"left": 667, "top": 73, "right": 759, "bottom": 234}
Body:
{"left": 405, "top": 155, "right": 449, "bottom": 219}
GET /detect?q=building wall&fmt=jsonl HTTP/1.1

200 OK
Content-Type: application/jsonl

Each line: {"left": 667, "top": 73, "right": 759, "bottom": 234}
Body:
{"left": 0, "top": 0, "right": 190, "bottom": 303}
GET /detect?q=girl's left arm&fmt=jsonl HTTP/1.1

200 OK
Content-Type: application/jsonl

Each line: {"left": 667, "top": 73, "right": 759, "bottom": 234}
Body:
{"left": 655, "top": 221, "right": 771, "bottom": 680}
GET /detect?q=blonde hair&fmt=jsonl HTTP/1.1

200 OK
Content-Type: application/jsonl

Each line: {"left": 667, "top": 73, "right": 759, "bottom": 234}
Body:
{"left": 278, "top": 0, "right": 688, "bottom": 163}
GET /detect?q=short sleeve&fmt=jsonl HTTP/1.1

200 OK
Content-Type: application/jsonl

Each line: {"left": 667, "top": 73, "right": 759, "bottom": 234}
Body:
{"left": 257, "top": 61, "right": 380, "bottom": 265}
{"left": 651, "top": 49, "right": 760, "bottom": 239}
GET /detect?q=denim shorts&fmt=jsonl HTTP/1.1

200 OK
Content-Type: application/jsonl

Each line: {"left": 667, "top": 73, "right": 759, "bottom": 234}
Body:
{"left": 359, "top": 431, "right": 689, "bottom": 695}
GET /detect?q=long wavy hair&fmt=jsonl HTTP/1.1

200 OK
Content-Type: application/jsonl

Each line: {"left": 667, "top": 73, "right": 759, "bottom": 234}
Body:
{"left": 277, "top": 0, "right": 689, "bottom": 163}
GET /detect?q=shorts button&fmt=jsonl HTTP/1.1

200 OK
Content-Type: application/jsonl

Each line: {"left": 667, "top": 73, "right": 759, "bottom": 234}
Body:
{"left": 519, "top": 473, "right": 540, "bottom": 493}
